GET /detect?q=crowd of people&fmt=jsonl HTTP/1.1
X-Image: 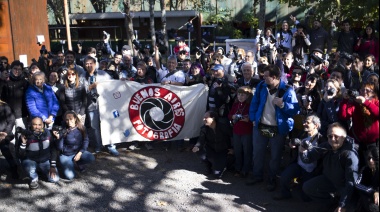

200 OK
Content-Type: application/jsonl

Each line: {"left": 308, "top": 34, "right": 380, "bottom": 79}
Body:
{"left": 0, "top": 15, "right": 379, "bottom": 212}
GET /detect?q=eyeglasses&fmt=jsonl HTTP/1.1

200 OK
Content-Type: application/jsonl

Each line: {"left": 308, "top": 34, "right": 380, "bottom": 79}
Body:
{"left": 327, "top": 134, "right": 343, "bottom": 140}
{"left": 67, "top": 73, "right": 76, "bottom": 76}
{"left": 0, "top": 62, "right": 7, "bottom": 64}
{"left": 360, "top": 88, "right": 373, "bottom": 93}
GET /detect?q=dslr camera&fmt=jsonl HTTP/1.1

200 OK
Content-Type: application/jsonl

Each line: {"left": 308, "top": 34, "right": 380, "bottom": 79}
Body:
{"left": 290, "top": 138, "right": 313, "bottom": 150}
{"left": 15, "top": 127, "right": 33, "bottom": 138}
{"left": 90, "top": 92, "right": 100, "bottom": 103}
{"left": 347, "top": 89, "right": 359, "bottom": 99}
{"left": 231, "top": 114, "right": 243, "bottom": 125}
{"left": 310, "top": 54, "right": 324, "bottom": 66}
{"left": 132, "top": 39, "right": 142, "bottom": 51}
{"left": 340, "top": 52, "right": 354, "bottom": 63}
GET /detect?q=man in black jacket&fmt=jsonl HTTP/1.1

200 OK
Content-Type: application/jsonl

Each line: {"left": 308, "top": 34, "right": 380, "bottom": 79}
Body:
{"left": 18, "top": 117, "right": 59, "bottom": 189}
{"left": 301, "top": 122, "right": 359, "bottom": 211}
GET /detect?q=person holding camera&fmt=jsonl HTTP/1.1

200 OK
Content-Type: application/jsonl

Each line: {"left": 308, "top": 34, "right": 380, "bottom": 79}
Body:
{"left": 292, "top": 23, "right": 311, "bottom": 63}
{"left": 192, "top": 111, "right": 232, "bottom": 179}
{"left": 0, "top": 100, "right": 18, "bottom": 179}
{"left": 339, "top": 82, "right": 379, "bottom": 164}
{"left": 227, "top": 86, "right": 253, "bottom": 178}
{"left": 256, "top": 28, "right": 277, "bottom": 64}
{"left": 228, "top": 48, "right": 246, "bottom": 82}
{"left": 173, "top": 37, "right": 189, "bottom": 56}
{"left": 274, "top": 114, "right": 324, "bottom": 201}
{"left": 18, "top": 116, "right": 60, "bottom": 189}
{"left": 25, "top": 72, "right": 60, "bottom": 130}
{"left": 248, "top": 64, "right": 300, "bottom": 191}
{"left": 277, "top": 20, "right": 293, "bottom": 53}
{"left": 52, "top": 111, "right": 95, "bottom": 181}
{"left": 119, "top": 55, "right": 137, "bottom": 80}
{"left": 80, "top": 56, "right": 119, "bottom": 156}
{"left": 317, "top": 79, "right": 342, "bottom": 137}
{"left": 301, "top": 122, "right": 359, "bottom": 212}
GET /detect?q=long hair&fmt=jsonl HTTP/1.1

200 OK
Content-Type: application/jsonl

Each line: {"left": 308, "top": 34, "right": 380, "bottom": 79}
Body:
{"left": 63, "top": 111, "right": 86, "bottom": 138}
{"left": 64, "top": 68, "right": 80, "bottom": 88}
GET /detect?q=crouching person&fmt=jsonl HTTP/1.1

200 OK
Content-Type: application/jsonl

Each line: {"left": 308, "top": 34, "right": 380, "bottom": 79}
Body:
{"left": 301, "top": 122, "right": 359, "bottom": 211}
{"left": 192, "top": 111, "right": 232, "bottom": 179}
{"left": 18, "top": 117, "right": 59, "bottom": 189}
{"left": 53, "top": 111, "right": 95, "bottom": 181}
{"left": 273, "top": 114, "right": 324, "bottom": 201}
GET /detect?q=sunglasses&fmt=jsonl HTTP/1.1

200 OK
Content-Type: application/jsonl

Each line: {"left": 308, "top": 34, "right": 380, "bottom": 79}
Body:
{"left": 67, "top": 73, "right": 76, "bottom": 76}
{"left": 292, "top": 72, "right": 302, "bottom": 76}
{"left": 1, "top": 62, "right": 7, "bottom": 64}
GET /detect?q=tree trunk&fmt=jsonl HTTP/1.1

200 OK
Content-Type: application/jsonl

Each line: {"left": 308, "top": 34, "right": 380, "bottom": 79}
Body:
{"left": 160, "top": 0, "right": 169, "bottom": 56}
{"left": 149, "top": 0, "right": 156, "bottom": 48}
{"left": 123, "top": 0, "right": 135, "bottom": 55}
{"left": 258, "top": 0, "right": 266, "bottom": 31}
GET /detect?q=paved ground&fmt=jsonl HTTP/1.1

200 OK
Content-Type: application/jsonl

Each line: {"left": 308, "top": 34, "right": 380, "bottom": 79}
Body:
{"left": 0, "top": 142, "right": 330, "bottom": 212}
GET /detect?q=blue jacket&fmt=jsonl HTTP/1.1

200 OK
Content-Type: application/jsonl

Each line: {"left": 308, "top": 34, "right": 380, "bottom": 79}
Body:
{"left": 25, "top": 84, "right": 60, "bottom": 121}
{"left": 56, "top": 127, "right": 89, "bottom": 156}
{"left": 249, "top": 80, "right": 299, "bottom": 135}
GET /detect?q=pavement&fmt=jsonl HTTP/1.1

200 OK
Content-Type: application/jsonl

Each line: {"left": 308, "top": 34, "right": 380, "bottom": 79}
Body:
{"left": 0, "top": 141, "right": 341, "bottom": 212}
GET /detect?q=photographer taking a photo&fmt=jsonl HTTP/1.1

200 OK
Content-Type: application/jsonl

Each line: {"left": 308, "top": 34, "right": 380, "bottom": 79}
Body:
{"left": 339, "top": 82, "right": 379, "bottom": 165}
{"left": 317, "top": 79, "right": 342, "bottom": 137}
{"left": 274, "top": 114, "right": 324, "bottom": 201}
{"left": 18, "top": 117, "right": 60, "bottom": 189}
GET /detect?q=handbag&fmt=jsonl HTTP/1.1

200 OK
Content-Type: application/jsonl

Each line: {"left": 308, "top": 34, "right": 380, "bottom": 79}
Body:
{"left": 258, "top": 123, "right": 278, "bottom": 138}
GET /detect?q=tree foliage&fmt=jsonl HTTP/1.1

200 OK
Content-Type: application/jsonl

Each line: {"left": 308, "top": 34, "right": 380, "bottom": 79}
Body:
{"left": 275, "top": 0, "right": 378, "bottom": 26}
{"left": 47, "top": 0, "right": 64, "bottom": 25}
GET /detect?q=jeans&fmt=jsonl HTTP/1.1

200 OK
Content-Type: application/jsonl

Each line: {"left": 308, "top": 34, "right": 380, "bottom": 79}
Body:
{"left": 87, "top": 110, "right": 102, "bottom": 152}
{"left": 233, "top": 133, "right": 252, "bottom": 173}
{"left": 21, "top": 158, "right": 59, "bottom": 183}
{"left": 279, "top": 163, "right": 315, "bottom": 198}
{"left": 59, "top": 151, "right": 95, "bottom": 180}
{"left": 252, "top": 126, "right": 286, "bottom": 180}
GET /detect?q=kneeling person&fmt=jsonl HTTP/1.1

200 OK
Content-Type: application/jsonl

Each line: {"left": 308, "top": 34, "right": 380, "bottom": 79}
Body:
{"left": 18, "top": 117, "right": 60, "bottom": 189}
{"left": 53, "top": 111, "right": 95, "bottom": 180}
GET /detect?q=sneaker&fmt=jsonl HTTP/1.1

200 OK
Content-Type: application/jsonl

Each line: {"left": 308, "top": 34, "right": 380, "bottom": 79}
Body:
{"left": 145, "top": 143, "right": 153, "bottom": 150}
{"left": 246, "top": 178, "right": 263, "bottom": 186}
{"left": 108, "top": 146, "right": 119, "bottom": 156}
{"left": 128, "top": 144, "right": 140, "bottom": 151}
{"left": 29, "top": 180, "right": 39, "bottom": 189}
{"left": 214, "top": 168, "right": 227, "bottom": 179}
{"left": 267, "top": 179, "right": 277, "bottom": 192}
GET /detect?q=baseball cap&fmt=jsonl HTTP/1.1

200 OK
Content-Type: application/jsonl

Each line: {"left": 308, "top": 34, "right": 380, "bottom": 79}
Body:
{"left": 211, "top": 64, "right": 224, "bottom": 71}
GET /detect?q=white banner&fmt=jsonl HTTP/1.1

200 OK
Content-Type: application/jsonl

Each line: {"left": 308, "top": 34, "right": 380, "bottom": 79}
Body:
{"left": 97, "top": 81, "right": 208, "bottom": 145}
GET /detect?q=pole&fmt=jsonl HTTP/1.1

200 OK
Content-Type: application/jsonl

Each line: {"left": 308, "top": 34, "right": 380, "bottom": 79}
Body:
{"left": 64, "top": 0, "right": 72, "bottom": 50}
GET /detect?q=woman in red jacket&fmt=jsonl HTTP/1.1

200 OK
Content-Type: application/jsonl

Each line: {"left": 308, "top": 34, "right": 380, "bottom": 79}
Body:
{"left": 355, "top": 24, "right": 379, "bottom": 63}
{"left": 339, "top": 82, "right": 379, "bottom": 163}
{"left": 228, "top": 86, "right": 253, "bottom": 177}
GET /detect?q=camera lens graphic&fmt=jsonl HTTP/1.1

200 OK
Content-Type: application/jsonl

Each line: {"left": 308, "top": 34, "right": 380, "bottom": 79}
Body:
{"left": 140, "top": 98, "right": 174, "bottom": 131}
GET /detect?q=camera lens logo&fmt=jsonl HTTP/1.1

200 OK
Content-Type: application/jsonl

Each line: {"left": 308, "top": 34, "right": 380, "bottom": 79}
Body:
{"left": 129, "top": 86, "right": 185, "bottom": 140}
{"left": 141, "top": 98, "right": 173, "bottom": 130}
